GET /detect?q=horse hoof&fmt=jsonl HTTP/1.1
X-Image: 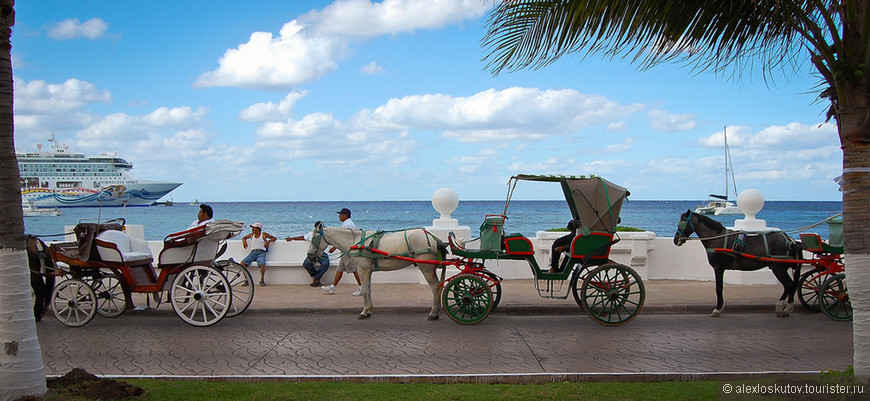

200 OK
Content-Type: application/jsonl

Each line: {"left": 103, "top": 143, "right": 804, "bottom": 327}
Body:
{"left": 357, "top": 314, "right": 367, "bottom": 320}
{"left": 428, "top": 314, "right": 439, "bottom": 321}
{"left": 710, "top": 309, "right": 720, "bottom": 318}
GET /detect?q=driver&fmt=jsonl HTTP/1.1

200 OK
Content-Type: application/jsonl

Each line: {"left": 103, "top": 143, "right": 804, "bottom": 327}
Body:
{"left": 550, "top": 218, "right": 582, "bottom": 272}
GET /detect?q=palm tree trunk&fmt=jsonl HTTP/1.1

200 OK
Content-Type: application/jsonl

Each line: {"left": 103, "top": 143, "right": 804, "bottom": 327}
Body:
{"left": 843, "top": 141, "right": 870, "bottom": 380}
{"left": 0, "top": 1, "right": 48, "bottom": 399}
{"left": 837, "top": 84, "right": 870, "bottom": 377}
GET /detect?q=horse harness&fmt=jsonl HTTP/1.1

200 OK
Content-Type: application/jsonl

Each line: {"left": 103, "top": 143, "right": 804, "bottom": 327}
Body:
{"left": 677, "top": 211, "right": 799, "bottom": 266}
{"left": 348, "top": 228, "right": 443, "bottom": 271}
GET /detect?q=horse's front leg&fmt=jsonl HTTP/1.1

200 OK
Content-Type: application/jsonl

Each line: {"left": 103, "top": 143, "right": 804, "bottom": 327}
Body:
{"left": 419, "top": 264, "right": 441, "bottom": 321}
{"left": 772, "top": 264, "right": 796, "bottom": 317}
{"left": 357, "top": 262, "right": 374, "bottom": 319}
{"left": 711, "top": 267, "right": 725, "bottom": 317}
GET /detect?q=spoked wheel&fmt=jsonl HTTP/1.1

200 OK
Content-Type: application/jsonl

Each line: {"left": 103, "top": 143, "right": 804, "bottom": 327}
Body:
{"left": 441, "top": 274, "right": 492, "bottom": 325}
{"left": 480, "top": 270, "right": 502, "bottom": 311}
{"left": 578, "top": 263, "right": 645, "bottom": 326}
{"left": 820, "top": 273, "right": 852, "bottom": 321}
{"left": 214, "top": 259, "right": 254, "bottom": 317}
{"left": 569, "top": 264, "right": 594, "bottom": 311}
{"left": 798, "top": 268, "right": 826, "bottom": 312}
{"left": 170, "top": 265, "right": 232, "bottom": 327}
{"left": 51, "top": 278, "right": 98, "bottom": 327}
{"left": 92, "top": 274, "right": 126, "bottom": 318}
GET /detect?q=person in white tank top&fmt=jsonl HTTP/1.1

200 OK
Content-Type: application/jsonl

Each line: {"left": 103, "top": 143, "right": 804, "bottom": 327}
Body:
{"left": 241, "top": 223, "right": 277, "bottom": 286}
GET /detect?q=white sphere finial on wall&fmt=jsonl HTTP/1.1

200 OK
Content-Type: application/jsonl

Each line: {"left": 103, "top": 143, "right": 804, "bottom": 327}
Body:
{"left": 737, "top": 188, "right": 764, "bottom": 220}
{"left": 733, "top": 189, "right": 773, "bottom": 231}
{"left": 432, "top": 188, "right": 459, "bottom": 220}
{"left": 426, "top": 187, "right": 471, "bottom": 241}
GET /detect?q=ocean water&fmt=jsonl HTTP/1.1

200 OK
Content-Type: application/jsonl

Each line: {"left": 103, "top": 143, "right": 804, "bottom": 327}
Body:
{"left": 23, "top": 200, "right": 844, "bottom": 242}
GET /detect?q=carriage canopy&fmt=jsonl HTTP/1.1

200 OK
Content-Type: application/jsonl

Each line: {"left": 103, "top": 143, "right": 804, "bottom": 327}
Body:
{"left": 509, "top": 174, "right": 630, "bottom": 234}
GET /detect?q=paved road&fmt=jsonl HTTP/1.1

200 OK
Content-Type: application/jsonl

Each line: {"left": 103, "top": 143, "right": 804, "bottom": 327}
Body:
{"left": 37, "top": 311, "right": 852, "bottom": 380}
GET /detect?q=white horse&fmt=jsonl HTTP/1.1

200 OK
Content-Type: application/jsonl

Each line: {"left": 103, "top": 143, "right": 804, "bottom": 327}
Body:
{"left": 306, "top": 222, "right": 448, "bottom": 320}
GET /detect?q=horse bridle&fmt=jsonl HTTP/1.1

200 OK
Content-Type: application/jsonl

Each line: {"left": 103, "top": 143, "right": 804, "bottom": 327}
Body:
{"left": 308, "top": 225, "right": 327, "bottom": 262}
{"left": 676, "top": 211, "right": 739, "bottom": 243}
{"left": 675, "top": 211, "right": 696, "bottom": 244}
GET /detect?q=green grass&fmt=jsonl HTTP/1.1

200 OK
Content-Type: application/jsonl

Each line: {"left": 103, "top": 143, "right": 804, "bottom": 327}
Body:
{"left": 37, "top": 375, "right": 870, "bottom": 401}
{"left": 44, "top": 380, "right": 720, "bottom": 401}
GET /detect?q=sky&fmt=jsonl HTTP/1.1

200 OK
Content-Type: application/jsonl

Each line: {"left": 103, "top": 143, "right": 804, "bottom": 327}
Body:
{"left": 11, "top": 0, "right": 843, "bottom": 202}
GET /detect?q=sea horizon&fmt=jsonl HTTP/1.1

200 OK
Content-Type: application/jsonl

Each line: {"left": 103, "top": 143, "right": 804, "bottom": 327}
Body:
{"left": 24, "top": 200, "right": 843, "bottom": 242}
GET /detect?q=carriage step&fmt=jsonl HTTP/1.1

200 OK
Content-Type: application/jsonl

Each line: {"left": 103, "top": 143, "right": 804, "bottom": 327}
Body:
{"left": 534, "top": 279, "right": 570, "bottom": 299}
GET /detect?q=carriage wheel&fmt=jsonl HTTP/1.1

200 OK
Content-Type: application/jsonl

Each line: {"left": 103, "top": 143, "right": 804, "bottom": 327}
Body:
{"left": 798, "top": 268, "right": 826, "bottom": 313}
{"left": 51, "top": 278, "right": 97, "bottom": 327}
{"left": 441, "top": 274, "right": 492, "bottom": 325}
{"left": 480, "top": 270, "right": 502, "bottom": 311}
{"left": 820, "top": 273, "right": 852, "bottom": 321}
{"left": 579, "top": 263, "right": 645, "bottom": 326}
{"left": 214, "top": 260, "right": 254, "bottom": 317}
{"left": 569, "top": 264, "right": 595, "bottom": 311}
{"left": 92, "top": 274, "right": 126, "bottom": 318}
{"left": 170, "top": 265, "right": 232, "bottom": 327}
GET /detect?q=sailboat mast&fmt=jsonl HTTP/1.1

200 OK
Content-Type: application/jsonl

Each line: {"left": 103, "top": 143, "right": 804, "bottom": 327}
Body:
{"left": 724, "top": 127, "right": 728, "bottom": 200}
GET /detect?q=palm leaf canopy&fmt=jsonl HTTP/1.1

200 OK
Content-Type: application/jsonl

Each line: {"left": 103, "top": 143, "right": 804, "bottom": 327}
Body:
{"left": 482, "top": 0, "right": 842, "bottom": 81}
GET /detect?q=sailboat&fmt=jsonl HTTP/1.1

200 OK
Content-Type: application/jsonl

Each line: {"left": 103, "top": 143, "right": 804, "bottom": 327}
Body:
{"left": 695, "top": 127, "right": 743, "bottom": 216}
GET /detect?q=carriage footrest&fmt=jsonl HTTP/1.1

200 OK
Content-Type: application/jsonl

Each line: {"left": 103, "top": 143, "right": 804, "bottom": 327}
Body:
{"left": 533, "top": 279, "right": 569, "bottom": 299}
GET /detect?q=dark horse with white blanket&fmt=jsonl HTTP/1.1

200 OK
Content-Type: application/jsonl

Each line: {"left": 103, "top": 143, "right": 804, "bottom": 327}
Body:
{"left": 674, "top": 210, "right": 803, "bottom": 317}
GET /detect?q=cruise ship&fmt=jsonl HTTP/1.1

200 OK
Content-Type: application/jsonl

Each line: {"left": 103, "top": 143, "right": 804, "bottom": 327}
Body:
{"left": 17, "top": 135, "right": 182, "bottom": 207}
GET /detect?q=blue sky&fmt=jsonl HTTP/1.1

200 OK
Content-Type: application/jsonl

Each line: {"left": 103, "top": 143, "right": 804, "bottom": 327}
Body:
{"left": 12, "top": 0, "right": 842, "bottom": 202}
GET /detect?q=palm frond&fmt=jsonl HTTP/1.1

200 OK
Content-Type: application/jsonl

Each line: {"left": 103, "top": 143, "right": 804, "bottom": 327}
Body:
{"left": 482, "top": 0, "right": 832, "bottom": 79}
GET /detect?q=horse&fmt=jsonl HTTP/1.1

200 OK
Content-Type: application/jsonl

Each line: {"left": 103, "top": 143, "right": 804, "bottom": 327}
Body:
{"left": 306, "top": 222, "right": 448, "bottom": 321}
{"left": 26, "top": 235, "right": 57, "bottom": 321}
{"left": 673, "top": 210, "right": 802, "bottom": 317}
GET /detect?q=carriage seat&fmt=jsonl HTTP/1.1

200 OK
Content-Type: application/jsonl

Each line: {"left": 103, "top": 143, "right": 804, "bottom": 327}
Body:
{"left": 95, "top": 230, "right": 153, "bottom": 263}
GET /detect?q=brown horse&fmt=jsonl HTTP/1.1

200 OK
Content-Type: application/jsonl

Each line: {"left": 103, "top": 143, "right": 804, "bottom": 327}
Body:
{"left": 674, "top": 210, "right": 802, "bottom": 317}
{"left": 27, "top": 235, "right": 57, "bottom": 321}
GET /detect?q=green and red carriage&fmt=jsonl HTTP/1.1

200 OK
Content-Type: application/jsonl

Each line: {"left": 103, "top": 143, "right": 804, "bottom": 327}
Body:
{"left": 438, "top": 174, "right": 645, "bottom": 326}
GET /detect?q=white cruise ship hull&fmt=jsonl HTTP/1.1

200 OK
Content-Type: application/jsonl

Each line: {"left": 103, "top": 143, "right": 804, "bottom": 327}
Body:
{"left": 23, "top": 180, "right": 181, "bottom": 208}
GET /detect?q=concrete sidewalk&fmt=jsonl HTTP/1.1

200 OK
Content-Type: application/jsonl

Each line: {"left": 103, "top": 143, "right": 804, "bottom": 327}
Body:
{"left": 40, "top": 278, "right": 852, "bottom": 379}
{"left": 232, "top": 279, "right": 785, "bottom": 316}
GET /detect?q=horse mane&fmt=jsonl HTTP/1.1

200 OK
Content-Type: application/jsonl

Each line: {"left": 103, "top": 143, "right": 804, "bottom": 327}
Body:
{"left": 692, "top": 211, "right": 726, "bottom": 232}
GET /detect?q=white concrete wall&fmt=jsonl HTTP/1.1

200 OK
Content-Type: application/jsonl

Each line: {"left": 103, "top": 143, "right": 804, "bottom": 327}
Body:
{"left": 126, "top": 231, "right": 781, "bottom": 286}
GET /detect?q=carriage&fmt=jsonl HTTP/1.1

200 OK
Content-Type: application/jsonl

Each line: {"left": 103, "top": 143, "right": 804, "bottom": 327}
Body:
{"left": 796, "top": 228, "right": 849, "bottom": 321}
{"left": 45, "top": 219, "right": 254, "bottom": 327}
{"left": 306, "top": 174, "right": 643, "bottom": 326}
{"left": 438, "top": 174, "right": 645, "bottom": 325}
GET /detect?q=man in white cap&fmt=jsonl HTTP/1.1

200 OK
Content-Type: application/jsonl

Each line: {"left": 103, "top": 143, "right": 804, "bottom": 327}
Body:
{"left": 240, "top": 222, "right": 277, "bottom": 286}
{"left": 322, "top": 207, "right": 363, "bottom": 295}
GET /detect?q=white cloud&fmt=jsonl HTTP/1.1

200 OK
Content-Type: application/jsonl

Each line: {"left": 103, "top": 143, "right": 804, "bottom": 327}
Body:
{"left": 195, "top": 21, "right": 345, "bottom": 90}
{"left": 14, "top": 79, "right": 111, "bottom": 114}
{"left": 305, "top": 0, "right": 488, "bottom": 37}
{"left": 360, "top": 87, "right": 642, "bottom": 143}
{"left": 77, "top": 106, "right": 208, "bottom": 144}
{"left": 648, "top": 109, "right": 696, "bottom": 131}
{"left": 360, "top": 61, "right": 384, "bottom": 75}
{"left": 47, "top": 18, "right": 109, "bottom": 40}
{"left": 607, "top": 122, "right": 627, "bottom": 132}
{"left": 195, "top": 0, "right": 488, "bottom": 89}
{"left": 699, "top": 122, "right": 838, "bottom": 150}
{"left": 239, "top": 90, "right": 308, "bottom": 122}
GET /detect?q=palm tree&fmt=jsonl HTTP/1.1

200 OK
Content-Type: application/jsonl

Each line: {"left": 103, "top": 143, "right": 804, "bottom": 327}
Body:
{"left": 0, "top": 1, "right": 47, "bottom": 399}
{"left": 483, "top": 0, "right": 870, "bottom": 378}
